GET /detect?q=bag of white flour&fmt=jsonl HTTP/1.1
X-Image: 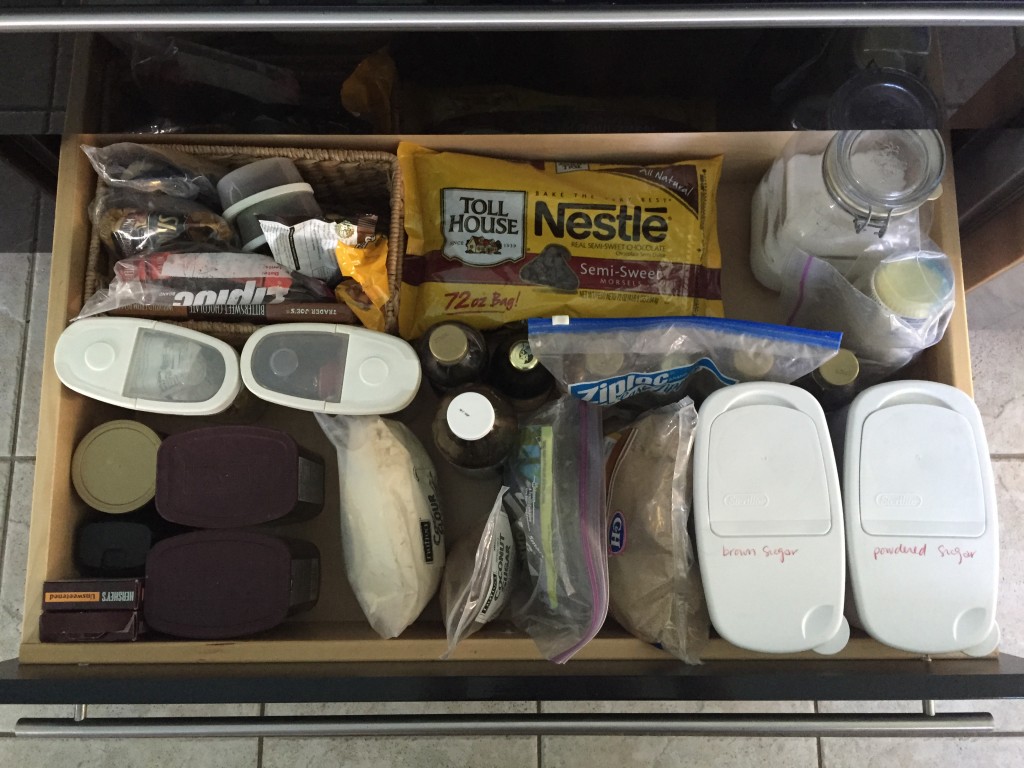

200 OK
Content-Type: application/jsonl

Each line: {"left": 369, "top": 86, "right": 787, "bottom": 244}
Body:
{"left": 316, "top": 413, "right": 445, "bottom": 639}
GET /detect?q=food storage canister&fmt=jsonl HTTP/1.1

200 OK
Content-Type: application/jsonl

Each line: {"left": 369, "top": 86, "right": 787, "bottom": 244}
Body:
{"left": 750, "top": 129, "right": 945, "bottom": 291}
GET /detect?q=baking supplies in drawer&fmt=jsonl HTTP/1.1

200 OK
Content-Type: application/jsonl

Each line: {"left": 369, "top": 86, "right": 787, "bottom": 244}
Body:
{"left": 694, "top": 382, "right": 849, "bottom": 655}
{"left": 840, "top": 381, "right": 999, "bottom": 656}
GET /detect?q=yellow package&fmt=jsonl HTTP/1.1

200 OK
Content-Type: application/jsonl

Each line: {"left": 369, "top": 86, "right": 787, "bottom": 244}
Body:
{"left": 334, "top": 234, "right": 389, "bottom": 331}
{"left": 398, "top": 143, "right": 724, "bottom": 339}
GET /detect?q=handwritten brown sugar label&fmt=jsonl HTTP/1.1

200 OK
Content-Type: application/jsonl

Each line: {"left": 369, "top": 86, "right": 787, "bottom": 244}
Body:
{"left": 721, "top": 546, "right": 798, "bottom": 563}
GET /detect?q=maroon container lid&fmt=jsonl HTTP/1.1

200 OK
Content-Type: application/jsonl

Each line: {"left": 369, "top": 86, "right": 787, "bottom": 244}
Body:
{"left": 144, "top": 530, "right": 319, "bottom": 639}
{"left": 156, "top": 426, "right": 324, "bottom": 528}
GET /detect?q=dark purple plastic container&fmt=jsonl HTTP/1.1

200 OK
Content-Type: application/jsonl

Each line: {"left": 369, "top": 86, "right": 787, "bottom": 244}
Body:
{"left": 144, "top": 530, "right": 320, "bottom": 639}
{"left": 156, "top": 426, "right": 324, "bottom": 528}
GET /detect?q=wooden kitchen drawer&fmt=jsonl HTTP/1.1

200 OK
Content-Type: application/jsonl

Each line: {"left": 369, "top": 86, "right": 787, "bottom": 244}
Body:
{"left": 19, "top": 129, "right": 973, "bottom": 667}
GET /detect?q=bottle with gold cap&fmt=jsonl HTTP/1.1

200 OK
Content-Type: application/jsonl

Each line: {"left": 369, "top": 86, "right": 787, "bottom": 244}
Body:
{"left": 417, "top": 321, "right": 488, "bottom": 393}
{"left": 485, "top": 327, "right": 554, "bottom": 412}
{"left": 799, "top": 348, "right": 861, "bottom": 410}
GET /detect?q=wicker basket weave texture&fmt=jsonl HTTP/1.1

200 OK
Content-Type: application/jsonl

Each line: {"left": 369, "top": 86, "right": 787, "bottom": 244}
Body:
{"left": 83, "top": 143, "right": 404, "bottom": 345}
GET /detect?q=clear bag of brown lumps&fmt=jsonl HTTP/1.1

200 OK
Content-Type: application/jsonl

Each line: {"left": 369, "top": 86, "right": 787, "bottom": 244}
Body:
{"left": 605, "top": 398, "right": 710, "bottom": 664}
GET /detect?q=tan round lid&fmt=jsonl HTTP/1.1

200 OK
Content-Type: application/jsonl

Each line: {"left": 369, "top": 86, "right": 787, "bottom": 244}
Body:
{"left": 71, "top": 420, "right": 161, "bottom": 514}
{"left": 428, "top": 325, "right": 469, "bottom": 364}
{"left": 871, "top": 255, "right": 953, "bottom": 320}
{"left": 817, "top": 349, "right": 860, "bottom": 387}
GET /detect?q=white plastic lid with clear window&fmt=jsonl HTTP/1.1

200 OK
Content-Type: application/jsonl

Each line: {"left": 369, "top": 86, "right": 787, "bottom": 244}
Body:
{"left": 240, "top": 323, "right": 420, "bottom": 415}
{"left": 843, "top": 381, "right": 999, "bottom": 656}
{"left": 54, "top": 318, "right": 241, "bottom": 415}
{"left": 694, "top": 382, "right": 849, "bottom": 655}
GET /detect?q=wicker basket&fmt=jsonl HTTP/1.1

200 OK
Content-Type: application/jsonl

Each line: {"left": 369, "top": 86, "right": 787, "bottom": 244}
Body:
{"left": 83, "top": 143, "right": 404, "bottom": 345}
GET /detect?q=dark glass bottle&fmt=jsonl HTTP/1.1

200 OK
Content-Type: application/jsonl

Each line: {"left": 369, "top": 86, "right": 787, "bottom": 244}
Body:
{"left": 432, "top": 385, "right": 517, "bottom": 474}
{"left": 418, "top": 322, "right": 488, "bottom": 392}
{"left": 486, "top": 329, "right": 554, "bottom": 412}
{"left": 798, "top": 348, "right": 861, "bottom": 411}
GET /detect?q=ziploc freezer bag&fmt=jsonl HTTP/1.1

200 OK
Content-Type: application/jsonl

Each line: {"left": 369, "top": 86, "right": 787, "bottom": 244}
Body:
{"left": 528, "top": 316, "right": 842, "bottom": 407}
{"left": 397, "top": 143, "right": 724, "bottom": 339}
{"left": 504, "top": 396, "right": 608, "bottom": 663}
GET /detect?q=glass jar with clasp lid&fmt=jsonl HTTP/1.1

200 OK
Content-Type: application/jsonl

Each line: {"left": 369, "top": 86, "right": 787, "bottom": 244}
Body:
{"left": 750, "top": 128, "right": 945, "bottom": 291}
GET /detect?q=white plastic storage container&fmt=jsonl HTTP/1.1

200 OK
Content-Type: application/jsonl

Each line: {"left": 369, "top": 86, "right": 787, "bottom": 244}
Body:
{"left": 841, "top": 381, "right": 999, "bottom": 656}
{"left": 240, "top": 323, "right": 421, "bottom": 414}
{"left": 694, "top": 382, "right": 849, "bottom": 654}
{"left": 54, "top": 318, "right": 241, "bottom": 416}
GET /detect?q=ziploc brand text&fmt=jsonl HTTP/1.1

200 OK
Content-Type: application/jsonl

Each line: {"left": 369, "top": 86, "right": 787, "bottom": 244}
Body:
{"left": 571, "top": 359, "right": 735, "bottom": 405}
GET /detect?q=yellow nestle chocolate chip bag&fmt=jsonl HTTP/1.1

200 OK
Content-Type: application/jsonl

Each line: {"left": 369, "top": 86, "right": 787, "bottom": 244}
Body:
{"left": 397, "top": 143, "right": 724, "bottom": 339}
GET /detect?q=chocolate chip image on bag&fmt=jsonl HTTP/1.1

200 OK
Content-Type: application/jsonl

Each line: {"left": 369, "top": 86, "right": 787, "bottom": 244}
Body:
{"left": 520, "top": 244, "right": 580, "bottom": 292}
{"left": 397, "top": 143, "right": 724, "bottom": 339}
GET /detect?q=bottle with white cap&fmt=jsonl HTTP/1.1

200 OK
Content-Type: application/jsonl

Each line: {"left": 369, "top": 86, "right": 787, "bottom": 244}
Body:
{"left": 432, "top": 385, "right": 517, "bottom": 475}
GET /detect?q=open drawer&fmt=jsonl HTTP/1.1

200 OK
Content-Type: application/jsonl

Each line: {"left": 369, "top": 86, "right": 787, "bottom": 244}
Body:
{"left": 5, "top": 128, "right": 1024, "bottom": 702}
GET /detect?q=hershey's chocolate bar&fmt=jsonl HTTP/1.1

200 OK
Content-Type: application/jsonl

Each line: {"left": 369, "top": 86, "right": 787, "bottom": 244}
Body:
{"left": 42, "top": 578, "right": 143, "bottom": 611}
{"left": 39, "top": 610, "right": 145, "bottom": 642}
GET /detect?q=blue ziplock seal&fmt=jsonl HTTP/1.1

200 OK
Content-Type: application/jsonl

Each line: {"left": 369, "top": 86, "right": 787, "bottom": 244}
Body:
{"left": 569, "top": 356, "right": 734, "bottom": 405}
{"left": 528, "top": 316, "right": 842, "bottom": 350}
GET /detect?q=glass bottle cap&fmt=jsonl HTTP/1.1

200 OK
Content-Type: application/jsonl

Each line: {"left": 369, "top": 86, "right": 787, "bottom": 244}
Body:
{"left": 816, "top": 349, "right": 860, "bottom": 387}
{"left": 429, "top": 325, "right": 469, "bottom": 365}
{"left": 509, "top": 339, "right": 539, "bottom": 372}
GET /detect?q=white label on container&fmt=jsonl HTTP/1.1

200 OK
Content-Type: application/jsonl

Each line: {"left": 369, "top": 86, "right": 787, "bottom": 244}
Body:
{"left": 477, "top": 510, "right": 515, "bottom": 623}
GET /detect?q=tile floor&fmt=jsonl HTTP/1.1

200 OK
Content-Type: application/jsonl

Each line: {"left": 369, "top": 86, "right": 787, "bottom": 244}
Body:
{"left": 0, "top": 22, "right": 1023, "bottom": 768}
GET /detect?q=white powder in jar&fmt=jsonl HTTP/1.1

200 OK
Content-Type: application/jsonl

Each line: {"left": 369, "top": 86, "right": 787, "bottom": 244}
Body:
{"left": 751, "top": 153, "right": 922, "bottom": 289}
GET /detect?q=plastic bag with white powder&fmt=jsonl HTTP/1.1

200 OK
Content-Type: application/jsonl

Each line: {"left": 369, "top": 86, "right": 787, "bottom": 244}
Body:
{"left": 316, "top": 413, "right": 445, "bottom": 639}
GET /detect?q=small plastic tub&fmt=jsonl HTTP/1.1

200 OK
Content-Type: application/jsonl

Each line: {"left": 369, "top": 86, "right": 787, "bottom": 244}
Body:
{"left": 217, "top": 158, "right": 323, "bottom": 253}
{"left": 144, "top": 531, "right": 321, "bottom": 639}
{"left": 156, "top": 426, "right": 325, "bottom": 528}
{"left": 217, "top": 158, "right": 305, "bottom": 208}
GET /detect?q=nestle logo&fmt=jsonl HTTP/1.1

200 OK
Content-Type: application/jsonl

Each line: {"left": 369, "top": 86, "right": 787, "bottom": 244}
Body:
{"left": 875, "top": 493, "right": 923, "bottom": 508}
{"left": 723, "top": 493, "right": 769, "bottom": 507}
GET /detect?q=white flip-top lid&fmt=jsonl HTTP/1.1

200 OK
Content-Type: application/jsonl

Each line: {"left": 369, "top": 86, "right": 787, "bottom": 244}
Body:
{"left": 54, "top": 318, "right": 241, "bottom": 416}
{"left": 708, "top": 404, "right": 832, "bottom": 537}
{"left": 694, "top": 382, "right": 848, "bottom": 655}
{"left": 240, "top": 323, "right": 421, "bottom": 415}
{"left": 844, "top": 381, "right": 999, "bottom": 656}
